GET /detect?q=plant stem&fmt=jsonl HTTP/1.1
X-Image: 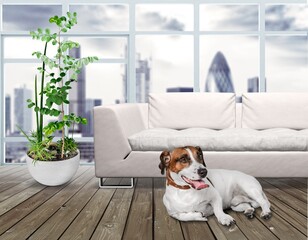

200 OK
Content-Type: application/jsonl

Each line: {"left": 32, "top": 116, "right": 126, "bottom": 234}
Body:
{"left": 58, "top": 28, "right": 65, "bottom": 159}
{"left": 72, "top": 122, "right": 74, "bottom": 139}
{"left": 34, "top": 75, "right": 39, "bottom": 140}
{"left": 40, "top": 42, "right": 48, "bottom": 143}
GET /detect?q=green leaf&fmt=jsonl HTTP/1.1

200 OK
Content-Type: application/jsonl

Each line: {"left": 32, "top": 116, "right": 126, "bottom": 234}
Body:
{"left": 28, "top": 103, "right": 35, "bottom": 108}
{"left": 34, "top": 106, "right": 40, "bottom": 112}
{"left": 27, "top": 99, "right": 32, "bottom": 103}
{"left": 54, "top": 97, "right": 63, "bottom": 105}
{"left": 81, "top": 118, "right": 87, "bottom": 125}
{"left": 60, "top": 72, "right": 66, "bottom": 77}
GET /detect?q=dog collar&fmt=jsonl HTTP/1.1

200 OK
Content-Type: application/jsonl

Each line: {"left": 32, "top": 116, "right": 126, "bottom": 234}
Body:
{"left": 166, "top": 170, "right": 191, "bottom": 190}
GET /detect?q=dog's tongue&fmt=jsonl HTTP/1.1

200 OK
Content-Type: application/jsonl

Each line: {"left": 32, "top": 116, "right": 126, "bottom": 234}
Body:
{"left": 182, "top": 176, "right": 209, "bottom": 190}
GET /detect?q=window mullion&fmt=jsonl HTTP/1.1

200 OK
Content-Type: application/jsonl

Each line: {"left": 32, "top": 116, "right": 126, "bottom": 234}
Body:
{"left": 194, "top": 2, "right": 200, "bottom": 92}
{"left": 128, "top": 2, "right": 136, "bottom": 103}
{"left": 259, "top": 2, "right": 266, "bottom": 92}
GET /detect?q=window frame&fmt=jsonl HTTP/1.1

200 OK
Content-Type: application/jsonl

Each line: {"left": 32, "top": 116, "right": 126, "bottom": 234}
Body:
{"left": 0, "top": 0, "right": 307, "bottom": 164}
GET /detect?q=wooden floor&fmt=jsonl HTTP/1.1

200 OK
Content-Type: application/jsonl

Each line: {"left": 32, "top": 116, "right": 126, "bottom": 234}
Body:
{"left": 0, "top": 166, "right": 306, "bottom": 240}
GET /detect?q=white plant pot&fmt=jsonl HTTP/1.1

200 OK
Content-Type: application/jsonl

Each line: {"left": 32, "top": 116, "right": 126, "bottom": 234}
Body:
{"left": 26, "top": 150, "right": 80, "bottom": 186}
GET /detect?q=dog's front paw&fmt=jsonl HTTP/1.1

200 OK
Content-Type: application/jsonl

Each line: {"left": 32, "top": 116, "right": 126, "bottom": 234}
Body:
{"left": 218, "top": 214, "right": 235, "bottom": 226}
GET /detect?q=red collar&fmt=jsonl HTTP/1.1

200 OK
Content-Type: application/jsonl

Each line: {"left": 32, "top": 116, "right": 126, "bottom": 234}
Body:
{"left": 166, "top": 170, "right": 191, "bottom": 190}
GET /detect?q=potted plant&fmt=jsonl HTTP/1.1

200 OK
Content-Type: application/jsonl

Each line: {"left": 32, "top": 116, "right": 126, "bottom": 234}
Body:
{"left": 19, "top": 12, "right": 98, "bottom": 186}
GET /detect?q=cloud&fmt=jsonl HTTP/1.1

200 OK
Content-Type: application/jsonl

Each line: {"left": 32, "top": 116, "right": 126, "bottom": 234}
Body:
{"left": 265, "top": 5, "right": 308, "bottom": 31}
{"left": 224, "top": 5, "right": 259, "bottom": 30}
{"left": 266, "top": 36, "right": 307, "bottom": 67}
{"left": 3, "top": 5, "right": 61, "bottom": 31}
{"left": 70, "top": 5, "right": 129, "bottom": 31}
{"left": 142, "top": 12, "right": 185, "bottom": 31}
{"left": 200, "top": 5, "right": 258, "bottom": 31}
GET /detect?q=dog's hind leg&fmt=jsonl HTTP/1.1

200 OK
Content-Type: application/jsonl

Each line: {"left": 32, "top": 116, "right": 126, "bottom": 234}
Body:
{"left": 245, "top": 189, "right": 271, "bottom": 219}
{"left": 231, "top": 196, "right": 255, "bottom": 219}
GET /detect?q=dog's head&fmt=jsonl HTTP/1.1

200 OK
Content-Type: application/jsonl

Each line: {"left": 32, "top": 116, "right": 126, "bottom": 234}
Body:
{"left": 159, "top": 146, "right": 209, "bottom": 190}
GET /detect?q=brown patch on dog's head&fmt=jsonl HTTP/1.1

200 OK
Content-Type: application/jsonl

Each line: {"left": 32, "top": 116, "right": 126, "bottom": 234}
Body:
{"left": 159, "top": 150, "right": 171, "bottom": 175}
{"left": 159, "top": 147, "right": 194, "bottom": 175}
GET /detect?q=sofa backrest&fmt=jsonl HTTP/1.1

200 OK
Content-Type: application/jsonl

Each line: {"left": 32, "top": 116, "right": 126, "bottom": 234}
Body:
{"left": 242, "top": 93, "right": 308, "bottom": 130}
{"left": 149, "top": 93, "right": 236, "bottom": 129}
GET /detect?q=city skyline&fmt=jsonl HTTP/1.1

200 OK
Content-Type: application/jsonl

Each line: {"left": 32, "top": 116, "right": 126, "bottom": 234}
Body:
{"left": 2, "top": 4, "right": 307, "bottom": 98}
{"left": 2, "top": 3, "right": 307, "bottom": 163}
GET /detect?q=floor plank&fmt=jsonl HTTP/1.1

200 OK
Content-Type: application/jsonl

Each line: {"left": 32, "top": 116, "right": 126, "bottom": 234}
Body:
{"left": 0, "top": 167, "right": 89, "bottom": 236}
{"left": 0, "top": 167, "right": 306, "bottom": 240}
{"left": 122, "top": 178, "right": 153, "bottom": 240}
{"left": 0, "top": 168, "right": 93, "bottom": 239}
{"left": 28, "top": 177, "right": 98, "bottom": 240}
{"left": 181, "top": 221, "right": 216, "bottom": 240}
{"left": 255, "top": 207, "right": 307, "bottom": 240}
{"left": 207, "top": 214, "right": 248, "bottom": 240}
{"left": 259, "top": 179, "right": 307, "bottom": 217}
{"left": 0, "top": 169, "right": 32, "bottom": 193}
{"left": 153, "top": 178, "right": 184, "bottom": 240}
{"left": 267, "top": 178, "right": 307, "bottom": 193}
{"left": 265, "top": 192, "right": 307, "bottom": 235}
{"left": 292, "top": 178, "right": 307, "bottom": 185}
{"left": 91, "top": 178, "right": 134, "bottom": 240}
{"left": 262, "top": 178, "right": 307, "bottom": 203}
{"left": 60, "top": 178, "right": 120, "bottom": 240}
{"left": 228, "top": 210, "right": 279, "bottom": 240}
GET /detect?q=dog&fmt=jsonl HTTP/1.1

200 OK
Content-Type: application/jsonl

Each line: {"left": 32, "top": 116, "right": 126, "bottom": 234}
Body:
{"left": 159, "top": 146, "right": 272, "bottom": 225}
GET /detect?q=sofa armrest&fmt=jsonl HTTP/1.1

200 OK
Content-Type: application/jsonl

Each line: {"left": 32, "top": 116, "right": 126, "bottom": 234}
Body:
{"left": 94, "top": 103, "right": 148, "bottom": 176}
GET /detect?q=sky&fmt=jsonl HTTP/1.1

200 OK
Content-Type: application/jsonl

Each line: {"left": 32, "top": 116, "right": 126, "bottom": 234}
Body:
{"left": 2, "top": 3, "right": 308, "bottom": 122}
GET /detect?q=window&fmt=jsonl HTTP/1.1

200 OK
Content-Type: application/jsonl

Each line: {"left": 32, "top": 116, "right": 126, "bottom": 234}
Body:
{"left": 1, "top": 1, "right": 307, "bottom": 164}
{"left": 265, "top": 4, "right": 308, "bottom": 92}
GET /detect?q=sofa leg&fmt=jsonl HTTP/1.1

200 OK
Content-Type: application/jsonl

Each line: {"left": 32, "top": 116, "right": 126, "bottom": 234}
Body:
{"left": 98, "top": 178, "right": 134, "bottom": 189}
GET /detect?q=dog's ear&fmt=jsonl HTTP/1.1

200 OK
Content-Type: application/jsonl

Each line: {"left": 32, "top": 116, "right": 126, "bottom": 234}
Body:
{"left": 159, "top": 151, "right": 171, "bottom": 175}
{"left": 195, "top": 146, "right": 206, "bottom": 166}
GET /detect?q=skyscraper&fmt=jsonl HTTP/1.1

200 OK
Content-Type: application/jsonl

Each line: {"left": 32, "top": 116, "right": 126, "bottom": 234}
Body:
{"left": 83, "top": 98, "right": 102, "bottom": 137}
{"left": 205, "top": 51, "right": 235, "bottom": 92}
{"left": 14, "top": 85, "right": 32, "bottom": 133}
{"left": 5, "top": 95, "right": 11, "bottom": 135}
{"left": 123, "top": 50, "right": 151, "bottom": 103}
{"left": 247, "top": 77, "right": 259, "bottom": 92}
{"left": 136, "top": 54, "right": 151, "bottom": 102}
{"left": 69, "top": 47, "right": 86, "bottom": 134}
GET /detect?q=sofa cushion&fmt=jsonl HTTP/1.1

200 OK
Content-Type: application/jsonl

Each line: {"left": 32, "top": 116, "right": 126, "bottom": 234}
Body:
{"left": 149, "top": 93, "right": 235, "bottom": 129}
{"left": 242, "top": 93, "right": 308, "bottom": 130}
{"left": 128, "top": 128, "right": 308, "bottom": 151}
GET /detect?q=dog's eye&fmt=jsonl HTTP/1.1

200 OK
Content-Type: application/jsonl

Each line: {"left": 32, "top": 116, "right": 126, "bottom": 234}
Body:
{"left": 179, "top": 157, "right": 187, "bottom": 163}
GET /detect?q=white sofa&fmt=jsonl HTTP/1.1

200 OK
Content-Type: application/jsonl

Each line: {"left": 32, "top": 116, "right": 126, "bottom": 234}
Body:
{"left": 94, "top": 93, "right": 308, "bottom": 186}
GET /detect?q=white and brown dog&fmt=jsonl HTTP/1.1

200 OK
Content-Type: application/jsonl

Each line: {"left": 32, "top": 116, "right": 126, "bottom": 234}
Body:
{"left": 159, "top": 146, "right": 271, "bottom": 225}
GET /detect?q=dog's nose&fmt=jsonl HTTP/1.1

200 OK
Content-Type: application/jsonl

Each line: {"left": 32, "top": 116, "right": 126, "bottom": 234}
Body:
{"left": 197, "top": 168, "right": 207, "bottom": 178}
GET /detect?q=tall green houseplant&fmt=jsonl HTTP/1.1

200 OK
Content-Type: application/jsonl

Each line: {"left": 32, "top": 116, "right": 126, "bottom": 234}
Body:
{"left": 22, "top": 12, "right": 98, "bottom": 161}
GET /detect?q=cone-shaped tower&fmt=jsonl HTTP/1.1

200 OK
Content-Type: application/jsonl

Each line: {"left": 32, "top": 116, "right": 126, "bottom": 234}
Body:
{"left": 205, "top": 51, "right": 234, "bottom": 92}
